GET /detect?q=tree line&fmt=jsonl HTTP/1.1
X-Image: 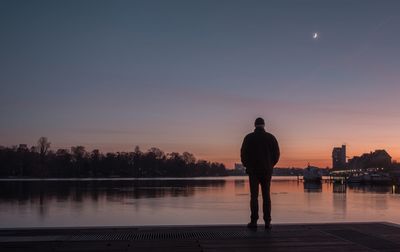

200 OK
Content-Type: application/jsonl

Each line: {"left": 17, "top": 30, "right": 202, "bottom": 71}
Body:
{"left": 0, "top": 137, "right": 227, "bottom": 178}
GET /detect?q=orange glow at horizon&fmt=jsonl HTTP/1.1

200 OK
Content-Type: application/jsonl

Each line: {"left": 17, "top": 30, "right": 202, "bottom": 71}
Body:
{"left": 193, "top": 144, "right": 400, "bottom": 169}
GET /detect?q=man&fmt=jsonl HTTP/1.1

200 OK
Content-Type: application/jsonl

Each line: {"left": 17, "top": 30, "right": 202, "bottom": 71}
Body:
{"left": 241, "top": 117, "right": 280, "bottom": 230}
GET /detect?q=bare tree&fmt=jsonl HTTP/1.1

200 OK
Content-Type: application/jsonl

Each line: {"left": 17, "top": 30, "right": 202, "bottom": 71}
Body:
{"left": 182, "top": 152, "right": 196, "bottom": 164}
{"left": 37, "top": 137, "right": 51, "bottom": 157}
{"left": 71, "top": 146, "right": 86, "bottom": 161}
{"left": 148, "top": 147, "right": 165, "bottom": 159}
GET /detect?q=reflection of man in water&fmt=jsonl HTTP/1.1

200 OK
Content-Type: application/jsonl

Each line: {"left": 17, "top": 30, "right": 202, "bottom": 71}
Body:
{"left": 241, "top": 117, "right": 280, "bottom": 230}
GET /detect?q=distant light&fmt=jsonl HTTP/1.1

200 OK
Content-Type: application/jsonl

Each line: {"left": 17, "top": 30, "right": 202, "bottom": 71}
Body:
{"left": 313, "top": 32, "right": 319, "bottom": 39}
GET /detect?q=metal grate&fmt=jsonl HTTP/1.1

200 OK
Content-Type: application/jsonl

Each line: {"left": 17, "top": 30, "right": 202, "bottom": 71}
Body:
{"left": 325, "top": 229, "right": 399, "bottom": 250}
{"left": 67, "top": 230, "right": 265, "bottom": 241}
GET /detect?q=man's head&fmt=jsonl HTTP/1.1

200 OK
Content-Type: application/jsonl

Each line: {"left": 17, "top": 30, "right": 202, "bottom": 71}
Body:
{"left": 254, "top": 117, "right": 265, "bottom": 128}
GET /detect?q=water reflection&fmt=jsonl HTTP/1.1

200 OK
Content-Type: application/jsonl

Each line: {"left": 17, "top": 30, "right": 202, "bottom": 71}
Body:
{"left": 303, "top": 182, "right": 322, "bottom": 192}
{"left": 333, "top": 183, "right": 347, "bottom": 194}
{"left": 332, "top": 183, "right": 347, "bottom": 219}
{"left": 234, "top": 179, "right": 245, "bottom": 188}
{"left": 347, "top": 184, "right": 394, "bottom": 194}
{"left": 0, "top": 177, "right": 400, "bottom": 227}
{"left": 0, "top": 179, "right": 226, "bottom": 203}
{"left": 392, "top": 185, "right": 399, "bottom": 194}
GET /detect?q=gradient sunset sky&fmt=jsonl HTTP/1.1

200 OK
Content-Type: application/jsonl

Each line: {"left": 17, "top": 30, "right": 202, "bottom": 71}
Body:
{"left": 1, "top": 0, "right": 400, "bottom": 168}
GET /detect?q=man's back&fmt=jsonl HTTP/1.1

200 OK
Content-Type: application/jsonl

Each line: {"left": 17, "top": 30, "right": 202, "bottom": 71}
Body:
{"left": 241, "top": 117, "right": 280, "bottom": 229}
{"left": 241, "top": 127, "right": 280, "bottom": 177}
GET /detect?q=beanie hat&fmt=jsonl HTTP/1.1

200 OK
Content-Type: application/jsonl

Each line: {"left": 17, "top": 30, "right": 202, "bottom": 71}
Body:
{"left": 254, "top": 117, "right": 265, "bottom": 127}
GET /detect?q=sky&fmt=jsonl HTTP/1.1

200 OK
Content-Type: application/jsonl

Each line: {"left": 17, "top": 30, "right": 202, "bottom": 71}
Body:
{"left": 1, "top": 0, "right": 400, "bottom": 168}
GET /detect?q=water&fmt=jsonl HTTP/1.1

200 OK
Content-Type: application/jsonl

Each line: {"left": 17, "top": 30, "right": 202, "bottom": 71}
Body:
{"left": 0, "top": 176, "right": 399, "bottom": 228}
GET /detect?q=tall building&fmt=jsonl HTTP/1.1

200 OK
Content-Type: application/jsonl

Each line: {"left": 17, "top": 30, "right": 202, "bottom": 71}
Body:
{"left": 332, "top": 145, "right": 346, "bottom": 169}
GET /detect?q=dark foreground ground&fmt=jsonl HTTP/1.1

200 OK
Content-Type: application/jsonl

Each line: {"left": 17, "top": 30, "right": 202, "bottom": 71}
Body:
{"left": 1, "top": 222, "right": 400, "bottom": 251}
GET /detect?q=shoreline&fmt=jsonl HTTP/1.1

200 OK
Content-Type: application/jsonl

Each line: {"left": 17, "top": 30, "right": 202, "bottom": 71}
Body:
{"left": 0, "top": 175, "right": 321, "bottom": 181}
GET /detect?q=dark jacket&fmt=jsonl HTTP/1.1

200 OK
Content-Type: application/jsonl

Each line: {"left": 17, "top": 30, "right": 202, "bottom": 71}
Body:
{"left": 240, "top": 127, "right": 280, "bottom": 177}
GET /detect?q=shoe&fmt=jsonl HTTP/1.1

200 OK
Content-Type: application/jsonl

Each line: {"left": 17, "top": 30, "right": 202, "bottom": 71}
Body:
{"left": 247, "top": 221, "right": 257, "bottom": 229}
{"left": 265, "top": 222, "right": 272, "bottom": 231}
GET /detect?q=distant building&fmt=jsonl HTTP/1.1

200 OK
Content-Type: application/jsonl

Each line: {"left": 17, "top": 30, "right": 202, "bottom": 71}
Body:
{"left": 227, "top": 163, "right": 246, "bottom": 176}
{"left": 234, "top": 163, "right": 245, "bottom": 173}
{"left": 17, "top": 144, "right": 28, "bottom": 151}
{"left": 332, "top": 145, "right": 346, "bottom": 169}
{"left": 347, "top": 150, "right": 391, "bottom": 170}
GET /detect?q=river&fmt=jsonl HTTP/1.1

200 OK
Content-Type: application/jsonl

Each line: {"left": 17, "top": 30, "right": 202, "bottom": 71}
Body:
{"left": 0, "top": 176, "right": 399, "bottom": 228}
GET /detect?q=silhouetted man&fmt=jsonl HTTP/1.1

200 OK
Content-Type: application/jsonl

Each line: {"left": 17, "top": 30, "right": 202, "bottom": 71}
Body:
{"left": 241, "top": 117, "right": 280, "bottom": 230}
